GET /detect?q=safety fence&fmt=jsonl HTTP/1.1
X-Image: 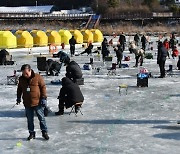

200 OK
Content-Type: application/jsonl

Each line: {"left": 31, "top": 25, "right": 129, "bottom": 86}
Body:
{"left": 0, "top": 12, "right": 179, "bottom": 20}
{"left": 0, "top": 13, "right": 93, "bottom": 20}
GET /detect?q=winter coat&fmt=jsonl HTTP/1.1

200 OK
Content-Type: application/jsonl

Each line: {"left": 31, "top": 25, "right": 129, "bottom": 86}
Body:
{"left": 141, "top": 35, "right": 147, "bottom": 44}
{"left": 119, "top": 34, "right": 126, "bottom": 44}
{"left": 58, "top": 51, "right": 70, "bottom": 63}
{"left": 69, "top": 37, "right": 76, "bottom": 46}
{"left": 116, "top": 45, "right": 123, "bottom": 59}
{"left": 101, "top": 40, "right": 109, "bottom": 57}
{"left": 157, "top": 46, "right": 168, "bottom": 63}
{"left": 17, "top": 70, "right": 47, "bottom": 107}
{"left": 170, "top": 38, "right": 177, "bottom": 49}
{"left": 47, "top": 59, "right": 61, "bottom": 72}
{"left": 59, "top": 77, "right": 84, "bottom": 108}
{"left": 134, "top": 34, "right": 140, "bottom": 42}
{"left": 66, "top": 61, "right": 82, "bottom": 80}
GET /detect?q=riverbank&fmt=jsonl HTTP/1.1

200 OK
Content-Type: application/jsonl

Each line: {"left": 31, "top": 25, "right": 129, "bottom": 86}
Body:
{"left": 0, "top": 20, "right": 179, "bottom": 36}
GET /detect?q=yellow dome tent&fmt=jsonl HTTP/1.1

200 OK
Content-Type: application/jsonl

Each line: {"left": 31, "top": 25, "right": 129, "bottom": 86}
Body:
{"left": 30, "top": 30, "right": 48, "bottom": 47}
{"left": 15, "top": 30, "right": 33, "bottom": 48}
{"left": 59, "top": 30, "right": 72, "bottom": 45}
{"left": 70, "top": 30, "right": 83, "bottom": 44}
{"left": 46, "top": 30, "right": 61, "bottom": 46}
{"left": 81, "top": 29, "right": 94, "bottom": 43}
{"left": 91, "top": 29, "right": 103, "bottom": 43}
{"left": 0, "top": 31, "right": 17, "bottom": 49}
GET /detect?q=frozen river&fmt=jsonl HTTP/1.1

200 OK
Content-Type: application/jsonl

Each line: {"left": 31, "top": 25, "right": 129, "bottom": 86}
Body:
{"left": 0, "top": 36, "right": 180, "bottom": 154}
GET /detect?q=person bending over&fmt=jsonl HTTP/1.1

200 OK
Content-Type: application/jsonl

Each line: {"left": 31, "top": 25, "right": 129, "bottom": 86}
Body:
{"left": 55, "top": 77, "right": 84, "bottom": 115}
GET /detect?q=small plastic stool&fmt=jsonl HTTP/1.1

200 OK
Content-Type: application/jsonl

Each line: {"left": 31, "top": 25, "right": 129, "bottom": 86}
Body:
{"left": 7, "top": 76, "right": 18, "bottom": 85}
{"left": 69, "top": 102, "right": 83, "bottom": 116}
{"left": 119, "top": 84, "right": 128, "bottom": 95}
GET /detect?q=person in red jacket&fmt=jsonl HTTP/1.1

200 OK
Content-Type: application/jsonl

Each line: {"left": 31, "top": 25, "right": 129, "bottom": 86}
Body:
{"left": 172, "top": 46, "right": 179, "bottom": 59}
{"left": 163, "top": 39, "right": 170, "bottom": 58}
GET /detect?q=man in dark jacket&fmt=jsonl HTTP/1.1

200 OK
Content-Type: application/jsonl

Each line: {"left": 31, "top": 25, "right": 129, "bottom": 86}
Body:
{"left": 141, "top": 35, "right": 147, "bottom": 51}
{"left": 114, "top": 45, "right": 123, "bottom": 68}
{"left": 55, "top": 77, "right": 84, "bottom": 115}
{"left": 16, "top": 64, "right": 49, "bottom": 140}
{"left": 119, "top": 32, "right": 126, "bottom": 51}
{"left": 134, "top": 33, "right": 140, "bottom": 46}
{"left": 101, "top": 38, "right": 109, "bottom": 61}
{"left": 65, "top": 59, "right": 83, "bottom": 82}
{"left": 157, "top": 42, "right": 168, "bottom": 78}
{"left": 69, "top": 36, "right": 76, "bottom": 57}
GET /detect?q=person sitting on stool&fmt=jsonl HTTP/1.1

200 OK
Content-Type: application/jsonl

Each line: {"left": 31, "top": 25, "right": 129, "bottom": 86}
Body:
{"left": 55, "top": 77, "right": 84, "bottom": 115}
{"left": 64, "top": 57, "right": 83, "bottom": 82}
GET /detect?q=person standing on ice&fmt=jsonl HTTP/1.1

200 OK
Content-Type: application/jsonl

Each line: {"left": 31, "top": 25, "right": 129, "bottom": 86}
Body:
{"left": 134, "top": 33, "right": 140, "bottom": 46}
{"left": 16, "top": 64, "right": 49, "bottom": 140}
{"left": 119, "top": 32, "right": 126, "bottom": 51}
{"left": 114, "top": 44, "right": 123, "bottom": 68}
{"left": 141, "top": 34, "right": 147, "bottom": 51}
{"left": 157, "top": 42, "right": 168, "bottom": 78}
{"left": 69, "top": 36, "right": 76, "bottom": 57}
{"left": 101, "top": 38, "right": 109, "bottom": 61}
{"left": 169, "top": 33, "right": 177, "bottom": 51}
{"left": 55, "top": 77, "right": 84, "bottom": 115}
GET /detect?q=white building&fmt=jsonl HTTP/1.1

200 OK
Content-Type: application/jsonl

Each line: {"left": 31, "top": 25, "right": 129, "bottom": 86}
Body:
{"left": 0, "top": 5, "right": 53, "bottom": 14}
{"left": 175, "top": 0, "right": 180, "bottom": 4}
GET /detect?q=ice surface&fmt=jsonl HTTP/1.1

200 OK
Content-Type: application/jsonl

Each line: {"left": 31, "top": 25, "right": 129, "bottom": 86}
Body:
{"left": 0, "top": 36, "right": 180, "bottom": 154}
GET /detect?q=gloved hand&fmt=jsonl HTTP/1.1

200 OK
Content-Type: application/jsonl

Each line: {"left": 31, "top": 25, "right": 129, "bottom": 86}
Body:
{"left": 41, "top": 98, "right": 47, "bottom": 107}
{"left": 16, "top": 98, "right": 21, "bottom": 105}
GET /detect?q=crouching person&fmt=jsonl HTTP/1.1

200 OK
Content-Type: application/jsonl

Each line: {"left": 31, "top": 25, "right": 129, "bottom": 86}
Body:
{"left": 55, "top": 77, "right": 84, "bottom": 116}
{"left": 16, "top": 64, "right": 49, "bottom": 140}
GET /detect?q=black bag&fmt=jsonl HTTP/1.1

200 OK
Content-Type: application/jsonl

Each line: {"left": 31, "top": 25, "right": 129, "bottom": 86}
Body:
{"left": 44, "top": 106, "right": 51, "bottom": 117}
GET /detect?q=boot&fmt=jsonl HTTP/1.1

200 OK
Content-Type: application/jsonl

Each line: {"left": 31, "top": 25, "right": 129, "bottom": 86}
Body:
{"left": 42, "top": 131, "right": 49, "bottom": 140}
{"left": 27, "top": 132, "right": 35, "bottom": 140}
{"left": 55, "top": 111, "right": 64, "bottom": 116}
{"left": 55, "top": 105, "right": 64, "bottom": 116}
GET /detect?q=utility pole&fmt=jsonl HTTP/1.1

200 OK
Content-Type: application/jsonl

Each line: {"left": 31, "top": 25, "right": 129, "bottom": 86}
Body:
{"left": 36, "top": 1, "right": 38, "bottom": 8}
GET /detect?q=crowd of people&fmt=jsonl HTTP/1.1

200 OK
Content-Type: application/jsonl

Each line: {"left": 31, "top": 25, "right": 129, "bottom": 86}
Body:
{"left": 102, "top": 32, "right": 179, "bottom": 78}
{"left": 14, "top": 32, "right": 179, "bottom": 141}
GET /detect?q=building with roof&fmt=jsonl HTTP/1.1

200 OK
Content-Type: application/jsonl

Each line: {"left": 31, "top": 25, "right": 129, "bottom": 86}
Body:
{"left": 0, "top": 5, "right": 53, "bottom": 14}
